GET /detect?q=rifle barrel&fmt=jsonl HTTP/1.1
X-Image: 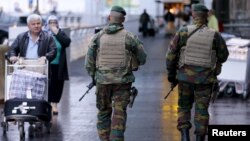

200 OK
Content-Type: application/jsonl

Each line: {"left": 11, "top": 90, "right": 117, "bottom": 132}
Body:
{"left": 164, "top": 87, "right": 174, "bottom": 99}
{"left": 79, "top": 91, "right": 88, "bottom": 101}
{"left": 79, "top": 87, "right": 91, "bottom": 101}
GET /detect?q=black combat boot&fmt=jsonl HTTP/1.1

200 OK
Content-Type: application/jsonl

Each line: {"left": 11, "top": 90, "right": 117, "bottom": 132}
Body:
{"left": 196, "top": 135, "right": 205, "bottom": 141}
{"left": 180, "top": 128, "right": 190, "bottom": 141}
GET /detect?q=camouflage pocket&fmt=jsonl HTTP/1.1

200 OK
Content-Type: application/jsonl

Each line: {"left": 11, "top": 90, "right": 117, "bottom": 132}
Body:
{"left": 96, "top": 86, "right": 110, "bottom": 110}
{"left": 131, "top": 54, "right": 139, "bottom": 71}
{"left": 178, "top": 47, "right": 186, "bottom": 68}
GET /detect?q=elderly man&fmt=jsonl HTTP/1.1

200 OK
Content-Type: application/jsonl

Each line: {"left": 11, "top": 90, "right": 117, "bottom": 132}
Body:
{"left": 85, "top": 5, "right": 147, "bottom": 141}
{"left": 166, "top": 4, "right": 229, "bottom": 141}
{"left": 8, "top": 13, "right": 56, "bottom": 63}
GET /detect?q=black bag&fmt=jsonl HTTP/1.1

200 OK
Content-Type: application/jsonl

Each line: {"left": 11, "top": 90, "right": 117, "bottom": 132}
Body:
{"left": 148, "top": 28, "right": 155, "bottom": 36}
{"left": 138, "top": 26, "right": 143, "bottom": 32}
{"left": 4, "top": 99, "right": 52, "bottom": 122}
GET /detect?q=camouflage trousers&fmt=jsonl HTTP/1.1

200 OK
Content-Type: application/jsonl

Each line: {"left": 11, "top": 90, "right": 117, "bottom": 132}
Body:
{"left": 177, "top": 82, "right": 212, "bottom": 135}
{"left": 96, "top": 83, "right": 131, "bottom": 141}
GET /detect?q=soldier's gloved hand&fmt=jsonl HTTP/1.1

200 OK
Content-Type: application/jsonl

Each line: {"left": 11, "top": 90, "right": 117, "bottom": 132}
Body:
{"left": 168, "top": 76, "right": 178, "bottom": 88}
{"left": 170, "top": 81, "right": 178, "bottom": 89}
{"left": 9, "top": 56, "right": 18, "bottom": 64}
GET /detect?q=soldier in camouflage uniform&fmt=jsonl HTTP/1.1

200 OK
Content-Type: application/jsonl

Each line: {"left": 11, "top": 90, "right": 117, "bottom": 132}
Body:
{"left": 85, "top": 6, "right": 147, "bottom": 141}
{"left": 166, "top": 4, "right": 229, "bottom": 141}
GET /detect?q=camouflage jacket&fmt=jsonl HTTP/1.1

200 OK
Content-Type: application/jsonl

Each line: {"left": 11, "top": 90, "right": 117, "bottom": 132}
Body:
{"left": 166, "top": 23, "right": 229, "bottom": 84}
{"left": 85, "top": 23, "right": 147, "bottom": 84}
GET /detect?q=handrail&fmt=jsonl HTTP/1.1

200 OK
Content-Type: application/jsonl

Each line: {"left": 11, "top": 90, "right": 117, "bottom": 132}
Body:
{"left": 223, "top": 23, "right": 250, "bottom": 39}
{"left": 224, "top": 24, "right": 250, "bottom": 28}
{"left": 68, "top": 17, "right": 139, "bottom": 61}
{"left": 70, "top": 17, "right": 139, "bottom": 31}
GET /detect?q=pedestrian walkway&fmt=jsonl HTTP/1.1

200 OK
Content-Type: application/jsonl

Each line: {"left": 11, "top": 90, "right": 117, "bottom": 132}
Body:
{"left": 0, "top": 20, "right": 250, "bottom": 141}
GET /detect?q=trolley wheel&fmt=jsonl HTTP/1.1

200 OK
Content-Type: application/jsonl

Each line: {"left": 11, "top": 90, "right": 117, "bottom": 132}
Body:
{"left": 34, "top": 122, "right": 43, "bottom": 137}
{"left": 241, "top": 91, "right": 248, "bottom": 100}
{"left": 217, "top": 92, "right": 224, "bottom": 98}
{"left": 18, "top": 121, "right": 25, "bottom": 141}
{"left": 28, "top": 124, "right": 35, "bottom": 138}
{"left": 44, "top": 122, "right": 52, "bottom": 134}
{"left": 35, "top": 122, "right": 43, "bottom": 132}
{"left": 1, "top": 122, "right": 8, "bottom": 135}
{"left": 224, "top": 86, "right": 235, "bottom": 97}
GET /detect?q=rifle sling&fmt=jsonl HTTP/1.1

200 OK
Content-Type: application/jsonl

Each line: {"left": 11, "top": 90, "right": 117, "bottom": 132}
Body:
{"left": 187, "top": 24, "right": 204, "bottom": 39}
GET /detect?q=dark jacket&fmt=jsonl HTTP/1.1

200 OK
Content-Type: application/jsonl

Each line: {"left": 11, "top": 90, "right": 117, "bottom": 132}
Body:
{"left": 164, "top": 11, "right": 175, "bottom": 22}
{"left": 8, "top": 30, "right": 57, "bottom": 61}
{"left": 53, "top": 29, "right": 71, "bottom": 80}
{"left": 139, "top": 12, "right": 150, "bottom": 24}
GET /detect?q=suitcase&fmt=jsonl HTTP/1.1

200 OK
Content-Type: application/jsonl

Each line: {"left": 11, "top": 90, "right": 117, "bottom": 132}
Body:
{"left": 4, "top": 99, "right": 52, "bottom": 122}
{"left": 148, "top": 28, "right": 155, "bottom": 36}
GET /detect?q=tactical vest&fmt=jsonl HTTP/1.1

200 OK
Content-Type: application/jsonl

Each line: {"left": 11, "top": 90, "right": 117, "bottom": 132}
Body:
{"left": 179, "top": 25, "right": 216, "bottom": 68}
{"left": 97, "top": 29, "right": 129, "bottom": 70}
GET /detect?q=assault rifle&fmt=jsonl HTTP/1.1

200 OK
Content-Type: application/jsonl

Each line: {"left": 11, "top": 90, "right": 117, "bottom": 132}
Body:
{"left": 79, "top": 82, "right": 95, "bottom": 101}
{"left": 128, "top": 87, "right": 138, "bottom": 108}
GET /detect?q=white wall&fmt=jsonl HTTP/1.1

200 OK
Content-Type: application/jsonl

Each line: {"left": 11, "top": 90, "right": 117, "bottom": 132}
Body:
{"left": 0, "top": 0, "right": 85, "bottom": 13}
{"left": 126, "top": 0, "right": 164, "bottom": 17}
{"left": 103, "top": 0, "right": 164, "bottom": 17}
{"left": 0, "top": 0, "right": 163, "bottom": 17}
{"left": 204, "top": 0, "right": 213, "bottom": 10}
{"left": 137, "top": 0, "right": 159, "bottom": 16}
{"left": 0, "top": 0, "right": 30, "bottom": 13}
{"left": 56, "top": 0, "right": 84, "bottom": 13}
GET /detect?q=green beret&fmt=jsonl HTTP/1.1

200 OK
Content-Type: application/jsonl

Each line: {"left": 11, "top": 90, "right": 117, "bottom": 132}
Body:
{"left": 111, "top": 6, "right": 126, "bottom": 16}
{"left": 192, "top": 3, "right": 208, "bottom": 12}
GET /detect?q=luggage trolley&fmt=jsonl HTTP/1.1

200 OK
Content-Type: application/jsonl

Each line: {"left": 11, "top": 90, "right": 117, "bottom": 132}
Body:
{"left": 218, "top": 38, "right": 250, "bottom": 100}
{"left": 1, "top": 57, "right": 52, "bottom": 141}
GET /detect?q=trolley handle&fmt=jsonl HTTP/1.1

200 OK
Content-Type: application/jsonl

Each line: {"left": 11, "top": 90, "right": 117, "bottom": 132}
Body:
{"left": 4, "top": 52, "right": 11, "bottom": 64}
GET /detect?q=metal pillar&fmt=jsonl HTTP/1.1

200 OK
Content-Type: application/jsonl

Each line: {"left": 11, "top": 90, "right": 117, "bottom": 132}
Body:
{"left": 155, "top": 0, "right": 161, "bottom": 24}
{"left": 34, "top": 0, "right": 40, "bottom": 14}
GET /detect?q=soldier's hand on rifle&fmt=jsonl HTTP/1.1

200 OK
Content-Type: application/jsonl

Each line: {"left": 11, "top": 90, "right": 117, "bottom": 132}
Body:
{"left": 171, "top": 81, "right": 178, "bottom": 89}
{"left": 168, "top": 76, "right": 178, "bottom": 88}
{"left": 164, "top": 77, "right": 178, "bottom": 100}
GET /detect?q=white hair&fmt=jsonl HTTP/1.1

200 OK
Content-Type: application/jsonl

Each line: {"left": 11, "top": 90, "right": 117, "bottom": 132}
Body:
{"left": 26, "top": 14, "right": 42, "bottom": 24}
